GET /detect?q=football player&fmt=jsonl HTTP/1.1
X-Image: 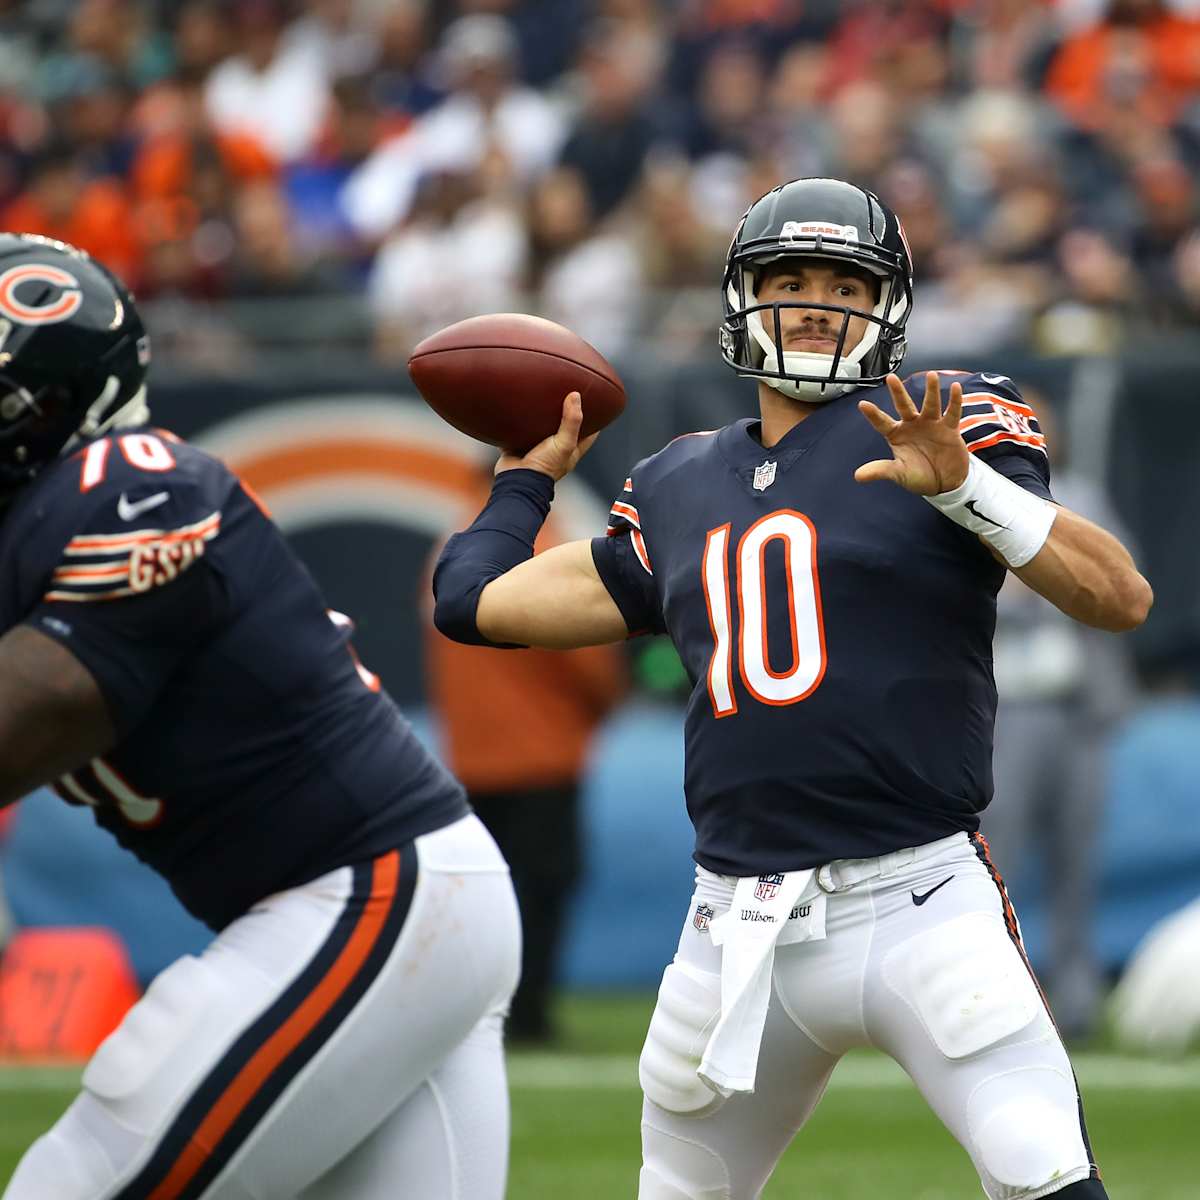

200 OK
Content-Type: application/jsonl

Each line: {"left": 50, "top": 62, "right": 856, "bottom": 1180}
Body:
{"left": 0, "top": 234, "right": 520, "bottom": 1199}
{"left": 433, "top": 178, "right": 1152, "bottom": 1200}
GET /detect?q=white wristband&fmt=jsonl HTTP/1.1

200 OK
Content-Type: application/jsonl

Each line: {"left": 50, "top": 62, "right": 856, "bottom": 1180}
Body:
{"left": 924, "top": 455, "right": 1056, "bottom": 568}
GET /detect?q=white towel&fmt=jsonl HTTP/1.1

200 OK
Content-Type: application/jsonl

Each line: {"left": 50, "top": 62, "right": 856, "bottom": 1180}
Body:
{"left": 698, "top": 869, "right": 826, "bottom": 1096}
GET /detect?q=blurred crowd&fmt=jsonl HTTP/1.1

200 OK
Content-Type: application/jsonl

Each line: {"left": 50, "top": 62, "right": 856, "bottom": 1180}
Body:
{"left": 2, "top": 0, "right": 1200, "bottom": 363}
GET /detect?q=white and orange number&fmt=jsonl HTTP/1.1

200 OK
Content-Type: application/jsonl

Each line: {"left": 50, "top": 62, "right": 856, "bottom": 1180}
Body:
{"left": 701, "top": 510, "right": 827, "bottom": 717}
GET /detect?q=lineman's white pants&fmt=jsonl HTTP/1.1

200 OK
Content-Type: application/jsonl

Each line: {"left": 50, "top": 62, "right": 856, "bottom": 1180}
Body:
{"left": 4, "top": 814, "right": 521, "bottom": 1199}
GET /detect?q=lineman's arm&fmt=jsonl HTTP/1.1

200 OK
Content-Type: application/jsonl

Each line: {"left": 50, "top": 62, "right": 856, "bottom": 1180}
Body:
{"left": 434, "top": 392, "right": 630, "bottom": 650}
{"left": 476, "top": 539, "right": 628, "bottom": 648}
{"left": 857, "top": 372, "right": 1152, "bottom": 634}
{"left": 0, "top": 625, "right": 115, "bottom": 808}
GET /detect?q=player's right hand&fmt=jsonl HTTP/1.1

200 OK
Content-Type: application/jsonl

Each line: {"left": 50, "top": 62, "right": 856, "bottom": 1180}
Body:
{"left": 495, "top": 392, "right": 599, "bottom": 481}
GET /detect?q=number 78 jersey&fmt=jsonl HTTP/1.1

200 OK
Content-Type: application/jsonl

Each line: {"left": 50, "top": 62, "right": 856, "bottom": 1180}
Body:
{"left": 591, "top": 372, "right": 1053, "bottom": 876}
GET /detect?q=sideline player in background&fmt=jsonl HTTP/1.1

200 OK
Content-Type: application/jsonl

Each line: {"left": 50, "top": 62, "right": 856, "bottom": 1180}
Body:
{"left": 433, "top": 179, "right": 1152, "bottom": 1199}
{"left": 0, "top": 233, "right": 520, "bottom": 1199}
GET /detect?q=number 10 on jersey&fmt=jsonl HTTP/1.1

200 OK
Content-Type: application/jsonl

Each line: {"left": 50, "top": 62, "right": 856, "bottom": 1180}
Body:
{"left": 702, "top": 510, "right": 827, "bottom": 717}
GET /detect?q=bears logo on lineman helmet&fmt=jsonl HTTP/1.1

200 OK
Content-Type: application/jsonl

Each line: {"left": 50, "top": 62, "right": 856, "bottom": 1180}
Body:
{"left": 0, "top": 233, "right": 149, "bottom": 495}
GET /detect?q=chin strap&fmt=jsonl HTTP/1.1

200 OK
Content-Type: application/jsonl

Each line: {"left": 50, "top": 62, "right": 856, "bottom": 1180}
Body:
{"left": 62, "top": 382, "right": 150, "bottom": 455}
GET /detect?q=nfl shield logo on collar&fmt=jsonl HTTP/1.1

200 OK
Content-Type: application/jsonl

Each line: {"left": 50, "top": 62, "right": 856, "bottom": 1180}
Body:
{"left": 693, "top": 903, "right": 714, "bottom": 931}
{"left": 755, "top": 873, "right": 784, "bottom": 901}
{"left": 753, "top": 460, "right": 777, "bottom": 491}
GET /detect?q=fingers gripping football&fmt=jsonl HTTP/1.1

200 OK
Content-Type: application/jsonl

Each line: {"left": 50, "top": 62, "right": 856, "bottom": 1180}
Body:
{"left": 495, "top": 392, "right": 599, "bottom": 482}
{"left": 854, "top": 372, "right": 970, "bottom": 496}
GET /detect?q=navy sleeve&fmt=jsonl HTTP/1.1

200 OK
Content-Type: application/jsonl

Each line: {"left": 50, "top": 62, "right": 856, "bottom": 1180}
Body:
{"left": 955, "top": 372, "right": 1052, "bottom": 495}
{"left": 21, "top": 476, "right": 231, "bottom": 736}
{"left": 27, "top": 562, "right": 230, "bottom": 738}
{"left": 592, "top": 470, "right": 666, "bottom": 636}
{"left": 989, "top": 454, "right": 1054, "bottom": 502}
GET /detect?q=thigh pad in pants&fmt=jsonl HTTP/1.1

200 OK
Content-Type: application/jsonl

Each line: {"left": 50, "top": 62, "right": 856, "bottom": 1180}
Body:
{"left": 883, "top": 912, "right": 1043, "bottom": 1059}
{"left": 639, "top": 961, "right": 725, "bottom": 1116}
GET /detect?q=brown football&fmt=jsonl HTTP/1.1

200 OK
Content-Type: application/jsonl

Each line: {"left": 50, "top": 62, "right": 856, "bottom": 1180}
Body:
{"left": 408, "top": 313, "right": 626, "bottom": 453}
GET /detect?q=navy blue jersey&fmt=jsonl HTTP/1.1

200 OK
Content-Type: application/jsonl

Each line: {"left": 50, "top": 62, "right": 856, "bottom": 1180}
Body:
{"left": 0, "top": 428, "right": 468, "bottom": 929}
{"left": 592, "top": 372, "right": 1053, "bottom": 875}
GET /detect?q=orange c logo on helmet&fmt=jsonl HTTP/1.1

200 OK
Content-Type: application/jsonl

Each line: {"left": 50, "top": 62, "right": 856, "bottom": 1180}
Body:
{"left": 0, "top": 264, "right": 83, "bottom": 324}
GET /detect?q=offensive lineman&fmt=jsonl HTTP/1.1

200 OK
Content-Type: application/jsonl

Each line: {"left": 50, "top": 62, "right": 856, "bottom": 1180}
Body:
{"left": 433, "top": 178, "right": 1152, "bottom": 1199}
{"left": 0, "top": 233, "right": 520, "bottom": 1199}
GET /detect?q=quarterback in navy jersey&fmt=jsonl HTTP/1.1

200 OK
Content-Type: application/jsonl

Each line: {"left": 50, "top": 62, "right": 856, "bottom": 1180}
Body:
{"left": 434, "top": 179, "right": 1151, "bottom": 1200}
{"left": 0, "top": 235, "right": 520, "bottom": 1200}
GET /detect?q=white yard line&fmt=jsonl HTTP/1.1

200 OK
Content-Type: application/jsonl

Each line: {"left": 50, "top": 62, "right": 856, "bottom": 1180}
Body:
{"left": 0, "top": 1054, "right": 1195, "bottom": 1094}
{"left": 503, "top": 1053, "right": 1199, "bottom": 1092}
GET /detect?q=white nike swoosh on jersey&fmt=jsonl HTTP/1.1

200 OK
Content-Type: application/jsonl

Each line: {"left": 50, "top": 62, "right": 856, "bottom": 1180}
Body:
{"left": 979, "top": 373, "right": 1011, "bottom": 385}
{"left": 117, "top": 491, "right": 170, "bottom": 521}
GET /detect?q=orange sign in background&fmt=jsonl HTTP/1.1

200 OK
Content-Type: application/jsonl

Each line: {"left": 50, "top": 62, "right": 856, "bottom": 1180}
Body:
{"left": 0, "top": 928, "right": 139, "bottom": 1061}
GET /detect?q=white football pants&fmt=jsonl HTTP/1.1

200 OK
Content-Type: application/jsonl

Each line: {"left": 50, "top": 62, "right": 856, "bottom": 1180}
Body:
{"left": 638, "top": 832, "right": 1102, "bottom": 1200}
{"left": 4, "top": 813, "right": 521, "bottom": 1200}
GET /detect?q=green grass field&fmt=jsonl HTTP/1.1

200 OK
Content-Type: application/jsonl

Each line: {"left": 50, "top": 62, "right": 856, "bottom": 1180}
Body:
{"left": 2, "top": 993, "right": 1196, "bottom": 1197}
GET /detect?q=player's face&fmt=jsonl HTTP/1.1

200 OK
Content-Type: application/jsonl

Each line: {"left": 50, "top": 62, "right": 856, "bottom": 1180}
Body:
{"left": 755, "top": 262, "right": 876, "bottom": 356}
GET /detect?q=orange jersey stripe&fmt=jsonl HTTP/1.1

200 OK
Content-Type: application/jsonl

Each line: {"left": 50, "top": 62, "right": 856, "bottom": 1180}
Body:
{"left": 631, "top": 528, "right": 653, "bottom": 575}
{"left": 967, "top": 430, "right": 1047, "bottom": 456}
{"left": 65, "top": 513, "right": 220, "bottom": 555}
{"left": 52, "top": 565, "right": 129, "bottom": 582}
{"left": 147, "top": 850, "right": 400, "bottom": 1200}
{"left": 609, "top": 501, "right": 640, "bottom": 528}
{"left": 960, "top": 392, "right": 1036, "bottom": 418}
{"left": 44, "top": 587, "right": 137, "bottom": 602}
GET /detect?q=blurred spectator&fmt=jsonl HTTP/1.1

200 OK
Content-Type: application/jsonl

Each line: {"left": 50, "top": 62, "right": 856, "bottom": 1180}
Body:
{"left": 40, "top": 55, "right": 138, "bottom": 180}
{"left": 1044, "top": 0, "right": 1200, "bottom": 132}
{"left": 767, "top": 42, "right": 834, "bottom": 178}
{"left": 226, "top": 178, "right": 348, "bottom": 297}
{"left": 130, "top": 69, "right": 275, "bottom": 297}
{"left": 0, "top": 0, "right": 1195, "bottom": 345}
{"left": 957, "top": 0, "right": 1061, "bottom": 91}
{"left": 172, "top": 0, "right": 235, "bottom": 79}
{"left": 558, "top": 21, "right": 666, "bottom": 220}
{"left": 680, "top": 41, "right": 770, "bottom": 162}
{"left": 342, "top": 13, "right": 564, "bottom": 240}
{"left": 1169, "top": 228, "right": 1200, "bottom": 321}
{"left": 205, "top": 0, "right": 331, "bottom": 163}
{"left": 1128, "top": 153, "right": 1198, "bottom": 308}
{"left": 628, "top": 155, "right": 727, "bottom": 353}
{"left": 424, "top": 483, "right": 627, "bottom": 1043}
{"left": 369, "top": 0, "right": 442, "bottom": 121}
{"left": 284, "top": 0, "right": 379, "bottom": 81}
{"left": 53, "top": 0, "right": 172, "bottom": 91}
{"left": 820, "top": 80, "right": 911, "bottom": 195}
{"left": 528, "top": 165, "right": 643, "bottom": 357}
{"left": 0, "top": 140, "right": 141, "bottom": 285}
{"left": 666, "top": 0, "right": 837, "bottom": 101}
{"left": 285, "top": 77, "right": 383, "bottom": 265}
{"left": 1033, "top": 228, "right": 1143, "bottom": 353}
{"left": 368, "top": 159, "right": 527, "bottom": 359}
{"left": 823, "top": 0, "right": 950, "bottom": 96}
{"left": 983, "top": 397, "right": 1140, "bottom": 1042}
{"left": 133, "top": 70, "right": 275, "bottom": 209}
{"left": 445, "top": 0, "right": 593, "bottom": 86}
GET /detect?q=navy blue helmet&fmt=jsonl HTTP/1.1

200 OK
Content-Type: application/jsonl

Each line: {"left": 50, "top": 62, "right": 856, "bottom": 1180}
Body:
{"left": 0, "top": 233, "right": 149, "bottom": 495}
{"left": 720, "top": 178, "right": 913, "bottom": 401}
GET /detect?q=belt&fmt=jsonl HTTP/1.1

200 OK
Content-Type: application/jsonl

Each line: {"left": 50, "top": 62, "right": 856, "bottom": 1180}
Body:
{"left": 817, "top": 832, "right": 965, "bottom": 893}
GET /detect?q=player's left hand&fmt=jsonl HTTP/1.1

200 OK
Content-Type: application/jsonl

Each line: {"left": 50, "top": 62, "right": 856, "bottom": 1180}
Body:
{"left": 854, "top": 372, "right": 970, "bottom": 496}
